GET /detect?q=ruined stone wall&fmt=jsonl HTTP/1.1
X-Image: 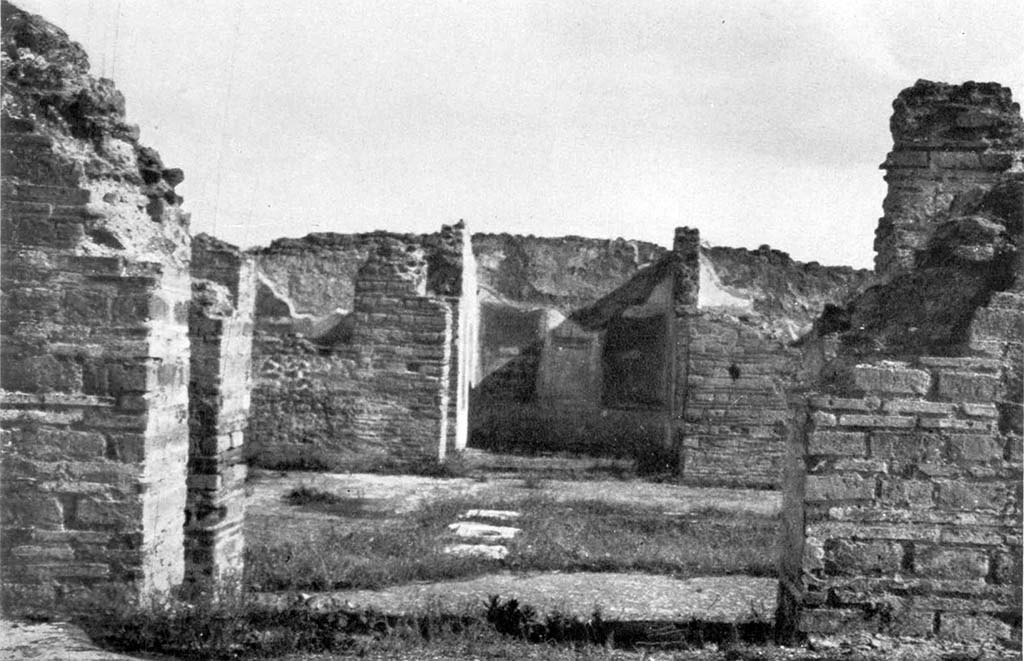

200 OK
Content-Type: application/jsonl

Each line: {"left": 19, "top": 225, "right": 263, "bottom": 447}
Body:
{"left": 248, "top": 236, "right": 454, "bottom": 469}
{"left": 469, "top": 228, "right": 870, "bottom": 484}
{"left": 680, "top": 315, "right": 798, "bottom": 488}
{"left": 680, "top": 246, "right": 872, "bottom": 488}
{"left": 1, "top": 2, "right": 191, "bottom": 613}
{"left": 185, "top": 235, "right": 254, "bottom": 591}
{"left": 778, "top": 80, "right": 1023, "bottom": 644}
{"left": 875, "top": 80, "right": 1023, "bottom": 277}
{"left": 780, "top": 358, "right": 1022, "bottom": 641}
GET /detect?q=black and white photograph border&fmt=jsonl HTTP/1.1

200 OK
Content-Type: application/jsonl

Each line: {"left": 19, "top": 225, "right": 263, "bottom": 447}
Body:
{"left": 1, "top": 1, "right": 1022, "bottom": 659}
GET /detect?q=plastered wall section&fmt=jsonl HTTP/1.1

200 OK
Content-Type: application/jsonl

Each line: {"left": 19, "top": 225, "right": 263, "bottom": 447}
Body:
{"left": 778, "top": 358, "right": 1023, "bottom": 641}
{"left": 185, "top": 236, "right": 255, "bottom": 590}
{"left": 1, "top": 176, "right": 190, "bottom": 613}
{"left": 469, "top": 234, "right": 670, "bottom": 459}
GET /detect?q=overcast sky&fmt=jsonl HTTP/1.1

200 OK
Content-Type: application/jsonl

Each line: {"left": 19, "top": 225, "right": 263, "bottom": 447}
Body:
{"left": 17, "top": 1, "right": 1024, "bottom": 267}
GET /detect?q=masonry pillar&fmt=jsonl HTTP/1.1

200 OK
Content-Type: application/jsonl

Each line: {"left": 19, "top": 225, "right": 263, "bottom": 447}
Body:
{"left": 875, "top": 80, "right": 1024, "bottom": 277}
{"left": 1, "top": 4, "right": 193, "bottom": 611}
{"left": 669, "top": 227, "right": 701, "bottom": 469}
{"left": 778, "top": 80, "right": 1023, "bottom": 644}
{"left": 350, "top": 242, "right": 453, "bottom": 463}
{"left": 185, "top": 234, "right": 255, "bottom": 592}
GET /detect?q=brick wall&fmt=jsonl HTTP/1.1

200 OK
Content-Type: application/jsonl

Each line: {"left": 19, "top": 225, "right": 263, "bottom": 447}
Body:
{"left": 185, "top": 235, "right": 255, "bottom": 592}
{"left": 248, "top": 239, "right": 454, "bottom": 469}
{"left": 681, "top": 315, "right": 797, "bottom": 488}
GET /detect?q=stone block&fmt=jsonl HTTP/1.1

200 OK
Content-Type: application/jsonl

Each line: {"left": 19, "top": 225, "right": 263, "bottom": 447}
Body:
{"left": 934, "top": 480, "right": 1017, "bottom": 513}
{"left": 809, "top": 430, "right": 867, "bottom": 456}
{"left": 971, "top": 307, "right": 1024, "bottom": 342}
{"left": 885, "top": 609, "right": 936, "bottom": 636}
{"left": 918, "top": 417, "right": 995, "bottom": 432}
{"left": 914, "top": 546, "right": 989, "bottom": 579}
{"left": 870, "top": 431, "right": 944, "bottom": 468}
{"left": 805, "top": 473, "right": 875, "bottom": 502}
{"left": 946, "top": 434, "right": 1004, "bottom": 462}
{"left": 838, "top": 414, "right": 916, "bottom": 428}
{"left": 882, "top": 399, "right": 955, "bottom": 416}
{"left": 812, "top": 411, "right": 837, "bottom": 426}
{"left": 798, "top": 608, "right": 867, "bottom": 634}
{"left": 878, "top": 478, "right": 934, "bottom": 507}
{"left": 851, "top": 364, "right": 931, "bottom": 396}
{"left": 1, "top": 354, "right": 82, "bottom": 393}
{"left": 6, "top": 429, "right": 106, "bottom": 461}
{"left": 936, "top": 371, "right": 1002, "bottom": 403}
{"left": 9, "top": 543, "right": 75, "bottom": 560}
{"left": 830, "top": 458, "right": 887, "bottom": 473}
{"left": 884, "top": 150, "right": 929, "bottom": 167}
{"left": 825, "top": 539, "right": 904, "bottom": 575}
{"left": 76, "top": 497, "right": 140, "bottom": 528}
{"left": 1, "top": 492, "right": 64, "bottom": 527}
{"left": 930, "top": 151, "right": 981, "bottom": 169}
{"left": 959, "top": 403, "right": 999, "bottom": 418}
{"left": 808, "top": 396, "right": 881, "bottom": 412}
{"left": 992, "top": 550, "right": 1022, "bottom": 585}
{"left": 939, "top": 613, "right": 1013, "bottom": 641}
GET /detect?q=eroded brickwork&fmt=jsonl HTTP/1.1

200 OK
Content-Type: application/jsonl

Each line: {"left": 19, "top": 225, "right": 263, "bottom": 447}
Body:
{"left": 875, "top": 80, "right": 1024, "bottom": 277}
{"left": 779, "top": 80, "right": 1024, "bottom": 644}
{"left": 248, "top": 233, "right": 455, "bottom": 469}
{"left": 1, "top": 1, "right": 192, "bottom": 613}
{"left": 185, "top": 235, "right": 255, "bottom": 591}
{"left": 679, "top": 235, "right": 870, "bottom": 488}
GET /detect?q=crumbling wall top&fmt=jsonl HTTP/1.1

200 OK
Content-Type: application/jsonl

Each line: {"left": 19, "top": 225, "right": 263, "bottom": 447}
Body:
{"left": 1, "top": 0, "right": 190, "bottom": 268}
{"left": 890, "top": 79, "right": 1024, "bottom": 149}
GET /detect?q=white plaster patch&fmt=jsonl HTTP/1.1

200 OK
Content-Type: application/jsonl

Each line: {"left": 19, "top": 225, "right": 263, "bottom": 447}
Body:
{"left": 697, "top": 253, "right": 755, "bottom": 311}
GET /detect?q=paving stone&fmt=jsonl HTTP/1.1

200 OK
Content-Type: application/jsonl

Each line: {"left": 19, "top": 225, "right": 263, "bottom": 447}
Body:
{"left": 447, "top": 521, "right": 519, "bottom": 540}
